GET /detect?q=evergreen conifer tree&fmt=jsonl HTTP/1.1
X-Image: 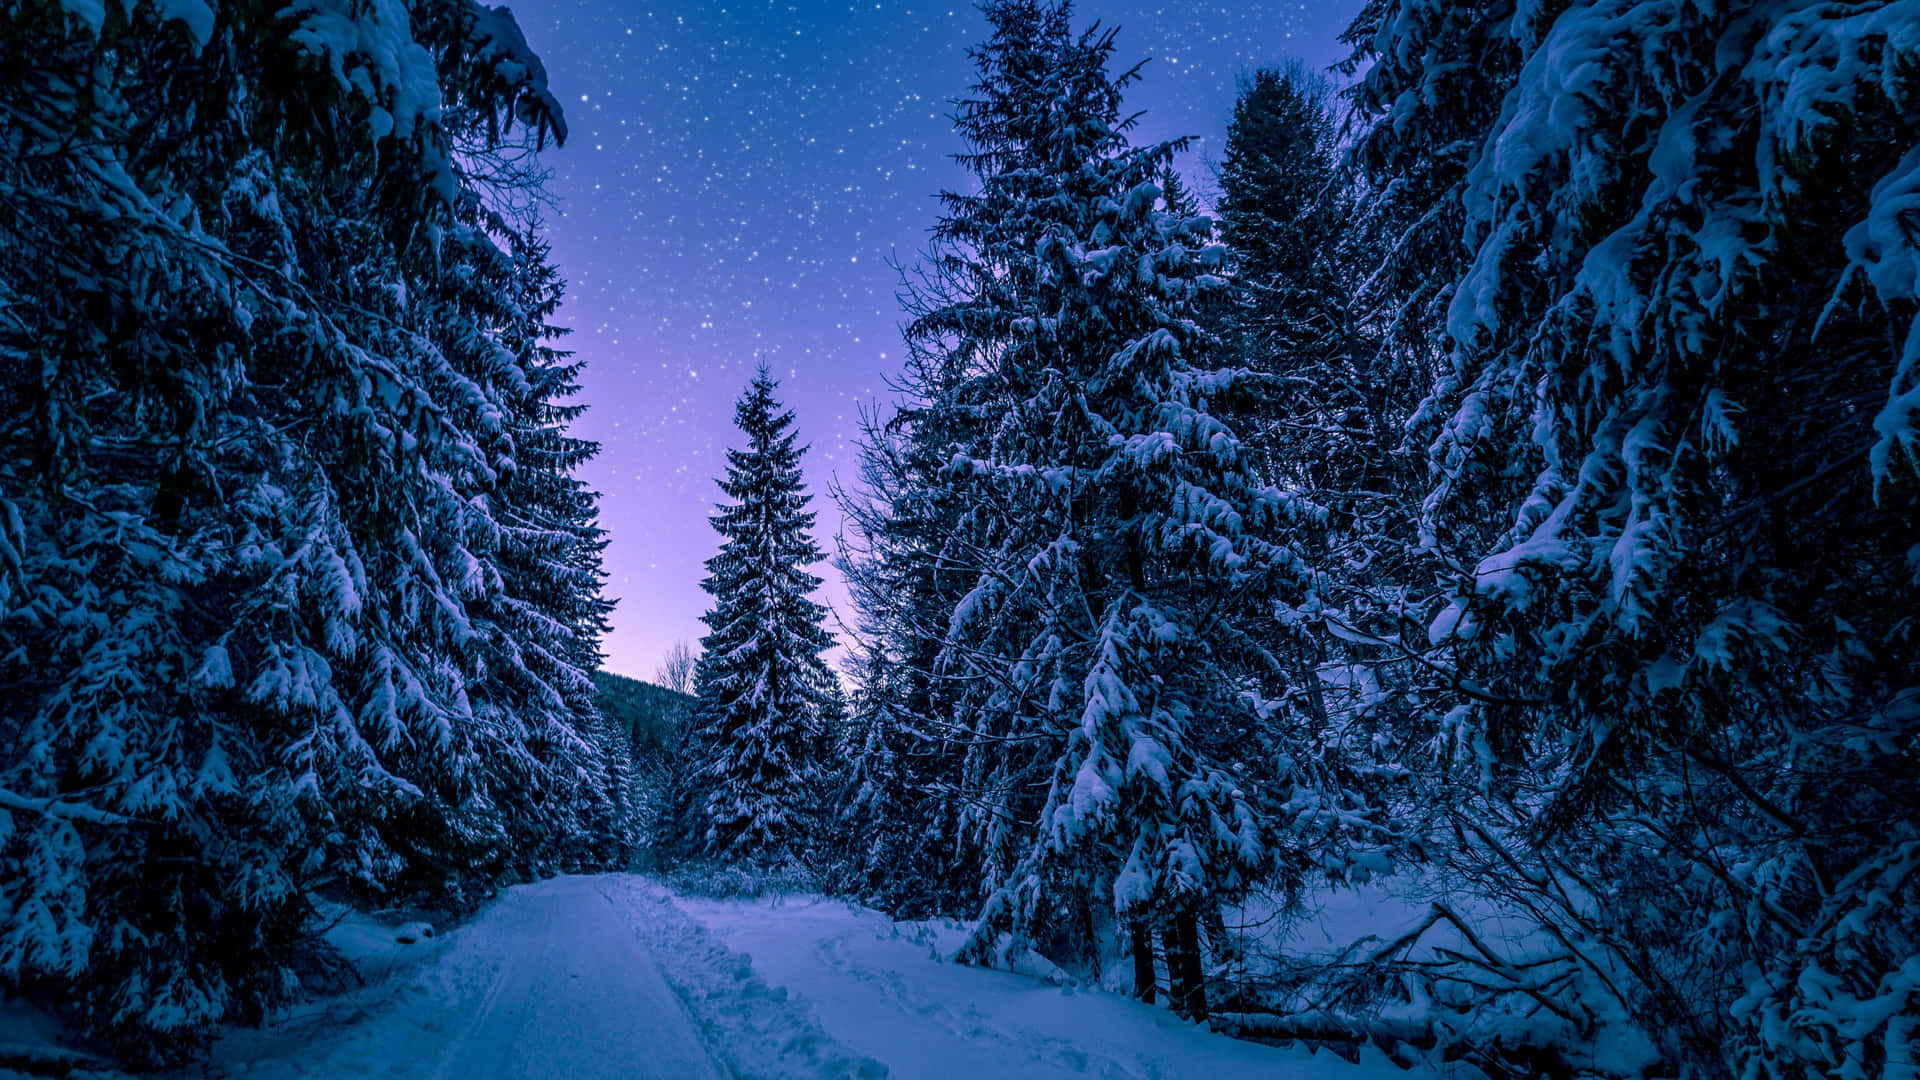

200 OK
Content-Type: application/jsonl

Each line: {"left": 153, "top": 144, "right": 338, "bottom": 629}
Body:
{"left": 688, "top": 368, "right": 838, "bottom": 863}
{"left": 829, "top": 645, "right": 952, "bottom": 910}
{"left": 834, "top": 409, "right": 982, "bottom": 915}
{"left": 1209, "top": 65, "right": 1433, "bottom": 912}
{"left": 488, "top": 226, "right": 633, "bottom": 873}
{"left": 872, "top": 0, "right": 1345, "bottom": 1019}
{"left": 0, "top": 0, "right": 619, "bottom": 1056}
{"left": 1338, "top": 1, "right": 1920, "bottom": 1072}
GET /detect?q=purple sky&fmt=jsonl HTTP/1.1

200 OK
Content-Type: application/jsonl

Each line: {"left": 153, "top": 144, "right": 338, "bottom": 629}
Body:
{"left": 505, "top": 0, "right": 1367, "bottom": 681}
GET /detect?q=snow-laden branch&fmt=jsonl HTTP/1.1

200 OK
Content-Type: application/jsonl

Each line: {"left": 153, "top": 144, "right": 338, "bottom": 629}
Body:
{"left": 0, "top": 787, "right": 129, "bottom": 826}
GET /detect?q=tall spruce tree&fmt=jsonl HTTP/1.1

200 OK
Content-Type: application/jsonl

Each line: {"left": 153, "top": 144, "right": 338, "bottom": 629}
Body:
{"left": 1218, "top": 68, "right": 1342, "bottom": 328}
{"left": 0, "top": 0, "right": 619, "bottom": 1058}
{"left": 834, "top": 407, "right": 982, "bottom": 915}
{"left": 1336, "top": 0, "right": 1920, "bottom": 1073}
{"left": 1210, "top": 65, "right": 1434, "bottom": 908}
{"left": 833, "top": 648, "right": 911, "bottom": 896}
{"left": 1216, "top": 66, "right": 1416, "bottom": 505}
{"left": 688, "top": 368, "right": 837, "bottom": 862}
{"left": 870, "top": 0, "right": 1347, "bottom": 1019}
{"left": 828, "top": 639, "right": 965, "bottom": 913}
{"left": 490, "top": 226, "right": 633, "bottom": 873}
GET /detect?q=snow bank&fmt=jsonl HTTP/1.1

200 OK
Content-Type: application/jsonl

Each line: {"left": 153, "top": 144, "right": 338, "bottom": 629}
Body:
{"left": 0, "top": 998, "right": 126, "bottom": 1079}
{"left": 193, "top": 896, "right": 481, "bottom": 1077}
{"left": 668, "top": 889, "right": 1423, "bottom": 1080}
{"left": 600, "top": 877, "right": 889, "bottom": 1080}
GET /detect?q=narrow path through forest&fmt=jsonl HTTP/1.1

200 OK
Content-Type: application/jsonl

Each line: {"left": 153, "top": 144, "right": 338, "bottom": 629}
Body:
{"left": 194, "top": 875, "right": 731, "bottom": 1079}
{"left": 196, "top": 875, "right": 1410, "bottom": 1080}
{"left": 429, "top": 876, "right": 723, "bottom": 1080}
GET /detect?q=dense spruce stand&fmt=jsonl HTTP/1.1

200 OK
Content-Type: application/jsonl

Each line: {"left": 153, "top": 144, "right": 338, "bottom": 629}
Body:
{"left": 1330, "top": 1, "right": 1920, "bottom": 1071}
{"left": 0, "top": 0, "right": 634, "bottom": 1061}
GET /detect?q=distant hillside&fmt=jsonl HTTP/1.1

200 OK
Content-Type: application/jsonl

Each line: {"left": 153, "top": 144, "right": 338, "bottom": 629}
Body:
{"left": 595, "top": 671, "right": 695, "bottom": 754}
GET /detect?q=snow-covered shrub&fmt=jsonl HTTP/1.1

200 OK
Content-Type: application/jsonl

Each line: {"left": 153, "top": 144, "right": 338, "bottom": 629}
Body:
{"left": 663, "top": 858, "right": 827, "bottom": 901}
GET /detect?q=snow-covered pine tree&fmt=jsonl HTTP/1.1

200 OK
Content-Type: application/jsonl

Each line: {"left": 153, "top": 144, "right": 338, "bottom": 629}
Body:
{"left": 880, "top": 0, "right": 1330, "bottom": 1018}
{"left": 1217, "top": 67, "right": 1354, "bottom": 437}
{"left": 1209, "top": 65, "right": 1435, "bottom": 906}
{"left": 687, "top": 368, "right": 838, "bottom": 863}
{"left": 834, "top": 648, "right": 905, "bottom": 891}
{"left": 1217, "top": 65, "right": 1412, "bottom": 507}
{"left": 0, "top": 0, "right": 617, "bottom": 1058}
{"left": 1156, "top": 163, "right": 1198, "bottom": 218}
{"left": 1344, "top": 1, "right": 1920, "bottom": 1073}
{"left": 823, "top": 643, "right": 946, "bottom": 911}
{"left": 833, "top": 406, "right": 985, "bottom": 914}
{"left": 1219, "top": 68, "right": 1339, "bottom": 286}
{"left": 486, "top": 225, "right": 633, "bottom": 874}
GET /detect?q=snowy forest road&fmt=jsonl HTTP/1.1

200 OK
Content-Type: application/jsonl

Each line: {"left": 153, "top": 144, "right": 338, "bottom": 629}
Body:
{"left": 430, "top": 875, "right": 725, "bottom": 1080}
{"left": 200, "top": 874, "right": 1400, "bottom": 1079}
{"left": 201, "top": 875, "right": 755, "bottom": 1080}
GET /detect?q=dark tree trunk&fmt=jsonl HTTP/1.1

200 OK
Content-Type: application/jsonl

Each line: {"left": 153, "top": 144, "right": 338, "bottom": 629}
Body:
{"left": 1203, "top": 904, "right": 1235, "bottom": 967}
{"left": 1165, "top": 910, "right": 1208, "bottom": 1021}
{"left": 1160, "top": 925, "right": 1184, "bottom": 1016}
{"left": 1076, "top": 892, "right": 1104, "bottom": 983}
{"left": 1129, "top": 920, "right": 1156, "bottom": 1004}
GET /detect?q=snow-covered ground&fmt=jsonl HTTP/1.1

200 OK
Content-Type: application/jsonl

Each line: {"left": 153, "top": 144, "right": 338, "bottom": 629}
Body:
{"left": 196, "top": 874, "right": 874, "bottom": 1080}
{"left": 164, "top": 873, "right": 1444, "bottom": 1079}
{"left": 670, "top": 890, "right": 1426, "bottom": 1080}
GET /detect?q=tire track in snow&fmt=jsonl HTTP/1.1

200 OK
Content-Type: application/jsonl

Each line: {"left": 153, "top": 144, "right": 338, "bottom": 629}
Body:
{"left": 198, "top": 875, "right": 729, "bottom": 1080}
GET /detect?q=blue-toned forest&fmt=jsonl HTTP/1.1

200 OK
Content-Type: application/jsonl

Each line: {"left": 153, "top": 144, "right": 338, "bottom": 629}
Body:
{"left": 1, "top": 1, "right": 1915, "bottom": 1077}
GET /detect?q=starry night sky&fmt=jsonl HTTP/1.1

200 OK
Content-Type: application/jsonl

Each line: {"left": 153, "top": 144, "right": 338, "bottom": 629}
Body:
{"left": 505, "top": 0, "right": 1366, "bottom": 680}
